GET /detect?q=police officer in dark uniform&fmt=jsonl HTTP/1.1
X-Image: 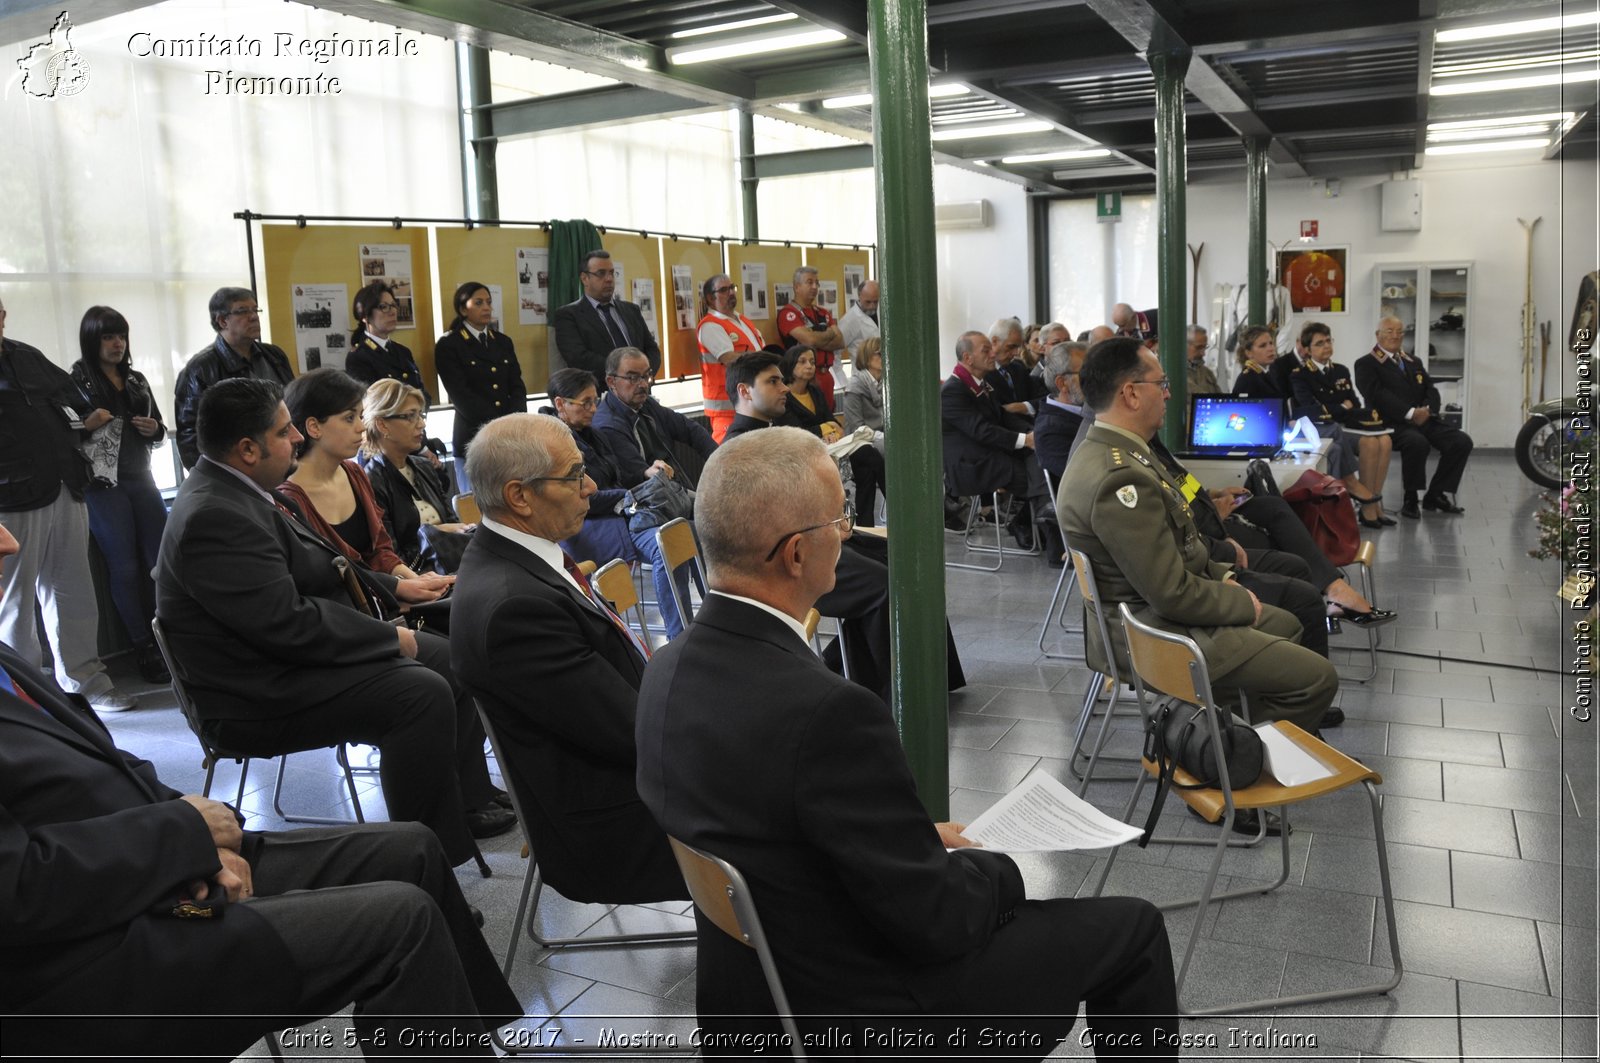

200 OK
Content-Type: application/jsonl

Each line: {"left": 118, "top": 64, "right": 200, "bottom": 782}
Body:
{"left": 1059, "top": 338, "right": 1338, "bottom": 735}
{"left": 435, "top": 281, "right": 526, "bottom": 460}
{"left": 345, "top": 281, "right": 432, "bottom": 404}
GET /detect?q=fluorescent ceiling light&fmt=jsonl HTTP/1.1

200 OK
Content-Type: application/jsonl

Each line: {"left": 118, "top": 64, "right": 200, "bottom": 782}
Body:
{"left": 929, "top": 119, "right": 1052, "bottom": 141}
{"left": 1431, "top": 68, "right": 1600, "bottom": 95}
{"left": 671, "top": 13, "right": 797, "bottom": 40}
{"left": 821, "top": 82, "right": 968, "bottom": 109}
{"left": 1435, "top": 49, "right": 1599, "bottom": 79}
{"left": 1425, "top": 137, "right": 1550, "bottom": 155}
{"left": 1000, "top": 147, "right": 1112, "bottom": 164}
{"left": 668, "top": 28, "right": 846, "bottom": 65}
{"left": 1427, "top": 111, "right": 1574, "bottom": 131}
{"left": 1436, "top": 11, "right": 1600, "bottom": 43}
{"left": 1427, "top": 123, "right": 1553, "bottom": 141}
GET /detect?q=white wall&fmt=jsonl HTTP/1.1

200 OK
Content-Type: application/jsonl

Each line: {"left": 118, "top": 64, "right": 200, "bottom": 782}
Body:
{"left": 932, "top": 165, "right": 1031, "bottom": 370}
{"left": 1180, "top": 158, "right": 1596, "bottom": 446}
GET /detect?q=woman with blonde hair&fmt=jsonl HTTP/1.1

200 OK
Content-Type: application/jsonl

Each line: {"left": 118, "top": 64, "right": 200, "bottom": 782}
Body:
{"left": 359, "top": 378, "right": 473, "bottom": 571}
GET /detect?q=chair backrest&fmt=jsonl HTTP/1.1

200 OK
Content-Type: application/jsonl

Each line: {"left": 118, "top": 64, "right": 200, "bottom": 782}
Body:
{"left": 1115, "top": 602, "right": 1210, "bottom": 706}
{"left": 802, "top": 608, "right": 821, "bottom": 643}
{"left": 1066, "top": 546, "right": 1119, "bottom": 680}
{"left": 149, "top": 616, "right": 204, "bottom": 734}
{"left": 656, "top": 517, "right": 699, "bottom": 573}
{"left": 593, "top": 558, "right": 638, "bottom": 614}
{"left": 453, "top": 491, "right": 482, "bottom": 525}
{"left": 667, "top": 837, "right": 806, "bottom": 1060}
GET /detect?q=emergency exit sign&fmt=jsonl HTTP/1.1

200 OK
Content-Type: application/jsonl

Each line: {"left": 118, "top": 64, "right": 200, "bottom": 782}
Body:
{"left": 1097, "top": 192, "right": 1122, "bottom": 223}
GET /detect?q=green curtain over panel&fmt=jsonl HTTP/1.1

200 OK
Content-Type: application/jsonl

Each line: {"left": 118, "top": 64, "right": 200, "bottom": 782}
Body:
{"left": 548, "top": 219, "right": 604, "bottom": 308}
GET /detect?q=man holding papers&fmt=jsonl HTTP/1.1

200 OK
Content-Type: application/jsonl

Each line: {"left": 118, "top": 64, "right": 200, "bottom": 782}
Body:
{"left": 637, "top": 427, "right": 1177, "bottom": 1059}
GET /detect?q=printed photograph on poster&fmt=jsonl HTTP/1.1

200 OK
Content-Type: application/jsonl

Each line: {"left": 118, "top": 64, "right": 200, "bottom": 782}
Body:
{"left": 631, "top": 278, "right": 658, "bottom": 340}
{"left": 819, "top": 281, "right": 839, "bottom": 314}
{"left": 359, "top": 243, "right": 415, "bottom": 329}
{"left": 670, "top": 264, "right": 695, "bottom": 330}
{"left": 1276, "top": 246, "right": 1349, "bottom": 314}
{"left": 290, "top": 283, "right": 349, "bottom": 371}
{"left": 740, "top": 261, "right": 769, "bottom": 320}
{"left": 516, "top": 247, "right": 550, "bottom": 325}
{"left": 774, "top": 283, "right": 794, "bottom": 310}
{"left": 843, "top": 264, "right": 865, "bottom": 308}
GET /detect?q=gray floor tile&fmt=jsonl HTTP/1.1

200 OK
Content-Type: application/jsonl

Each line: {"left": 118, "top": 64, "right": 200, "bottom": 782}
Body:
{"left": 1513, "top": 810, "right": 1600, "bottom": 869}
{"left": 1208, "top": 883, "right": 1379, "bottom": 965}
{"left": 1458, "top": 980, "right": 1599, "bottom": 1061}
{"left": 1433, "top": 610, "right": 1528, "bottom": 634}
{"left": 1371, "top": 900, "right": 1548, "bottom": 994}
{"left": 1349, "top": 752, "right": 1443, "bottom": 800}
{"left": 1451, "top": 851, "right": 1572, "bottom": 923}
{"left": 1442, "top": 698, "right": 1559, "bottom": 736}
{"left": 1335, "top": 689, "right": 1443, "bottom": 726}
{"left": 1276, "top": 957, "right": 1456, "bottom": 1060}
{"left": 948, "top": 710, "right": 1017, "bottom": 750}
{"left": 1499, "top": 731, "right": 1565, "bottom": 771}
{"left": 947, "top": 684, "right": 1003, "bottom": 714}
{"left": 976, "top": 687, "right": 1081, "bottom": 723}
{"left": 992, "top": 717, "right": 1090, "bottom": 759}
{"left": 1391, "top": 627, "right": 1485, "bottom": 655}
{"left": 1386, "top": 721, "right": 1504, "bottom": 765}
{"left": 1442, "top": 762, "right": 1568, "bottom": 815}
{"left": 537, "top": 980, "right": 698, "bottom": 1048}
{"left": 948, "top": 745, "right": 1040, "bottom": 793}
{"left": 1322, "top": 718, "right": 1389, "bottom": 758}
{"left": 1538, "top": 919, "right": 1599, "bottom": 1004}
{"left": 960, "top": 660, "right": 1072, "bottom": 691}
{"left": 1392, "top": 669, "right": 1497, "bottom": 702}
{"left": 1380, "top": 795, "right": 1519, "bottom": 857}
{"left": 1172, "top": 937, "right": 1291, "bottom": 1013}
{"left": 1302, "top": 832, "right": 1453, "bottom": 907}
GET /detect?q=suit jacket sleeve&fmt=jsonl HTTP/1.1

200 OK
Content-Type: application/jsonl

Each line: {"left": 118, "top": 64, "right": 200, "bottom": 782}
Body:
{"left": 1094, "top": 464, "right": 1255, "bottom": 628}
{"left": 176, "top": 496, "right": 403, "bottom": 667}
{"left": 472, "top": 586, "right": 642, "bottom": 765}
{"left": 552, "top": 303, "right": 606, "bottom": 378}
{"left": 942, "top": 382, "right": 1020, "bottom": 452}
{"left": 173, "top": 364, "right": 201, "bottom": 469}
{"left": 1355, "top": 356, "right": 1409, "bottom": 424}
{"left": 793, "top": 683, "right": 1022, "bottom": 964}
{"left": 661, "top": 404, "right": 718, "bottom": 459}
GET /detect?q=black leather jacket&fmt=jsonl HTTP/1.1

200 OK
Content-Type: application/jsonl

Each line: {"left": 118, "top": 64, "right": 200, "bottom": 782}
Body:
{"left": 173, "top": 338, "right": 293, "bottom": 468}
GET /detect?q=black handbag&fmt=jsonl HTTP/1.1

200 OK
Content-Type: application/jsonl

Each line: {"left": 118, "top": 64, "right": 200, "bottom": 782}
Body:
{"left": 416, "top": 523, "right": 473, "bottom": 574}
{"left": 624, "top": 471, "right": 694, "bottom": 533}
{"left": 1138, "top": 696, "right": 1265, "bottom": 846}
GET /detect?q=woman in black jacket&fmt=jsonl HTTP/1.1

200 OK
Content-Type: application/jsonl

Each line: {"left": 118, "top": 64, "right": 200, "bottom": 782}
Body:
{"left": 1232, "top": 326, "right": 1283, "bottom": 399}
{"left": 344, "top": 281, "right": 432, "bottom": 404}
{"left": 358, "top": 379, "right": 471, "bottom": 572}
{"left": 780, "top": 344, "right": 885, "bottom": 526}
{"left": 434, "top": 281, "right": 525, "bottom": 459}
{"left": 70, "top": 306, "right": 169, "bottom": 682}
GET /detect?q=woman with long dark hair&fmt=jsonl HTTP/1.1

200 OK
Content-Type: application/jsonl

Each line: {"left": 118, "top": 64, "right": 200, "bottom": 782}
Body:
{"left": 344, "top": 280, "right": 432, "bottom": 403}
{"left": 779, "top": 343, "right": 886, "bottom": 527}
{"left": 434, "top": 281, "right": 525, "bottom": 459}
{"left": 70, "top": 306, "right": 169, "bottom": 683}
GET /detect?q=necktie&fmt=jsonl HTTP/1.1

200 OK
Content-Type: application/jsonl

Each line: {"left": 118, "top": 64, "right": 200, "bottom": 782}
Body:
{"left": 597, "top": 303, "right": 628, "bottom": 348}
{"left": 0, "top": 666, "right": 43, "bottom": 711}
{"left": 561, "top": 552, "right": 651, "bottom": 661}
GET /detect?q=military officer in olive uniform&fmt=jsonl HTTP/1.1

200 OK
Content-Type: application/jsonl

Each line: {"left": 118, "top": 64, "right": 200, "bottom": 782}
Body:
{"left": 435, "top": 281, "right": 527, "bottom": 459}
{"left": 1059, "top": 338, "right": 1338, "bottom": 734}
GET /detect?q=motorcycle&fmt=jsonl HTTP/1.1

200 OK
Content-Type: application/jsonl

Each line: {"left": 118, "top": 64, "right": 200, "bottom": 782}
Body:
{"left": 1516, "top": 270, "right": 1597, "bottom": 489}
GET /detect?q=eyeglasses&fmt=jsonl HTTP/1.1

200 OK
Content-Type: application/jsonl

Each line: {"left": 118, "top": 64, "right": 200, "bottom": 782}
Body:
{"left": 711, "top": 285, "right": 736, "bottom": 296}
{"left": 583, "top": 269, "right": 616, "bottom": 279}
{"left": 374, "top": 302, "right": 399, "bottom": 312}
{"left": 383, "top": 411, "right": 425, "bottom": 424}
{"left": 559, "top": 396, "right": 600, "bottom": 410}
{"left": 225, "top": 306, "right": 261, "bottom": 318}
{"left": 525, "top": 465, "right": 588, "bottom": 487}
{"left": 763, "top": 510, "right": 854, "bottom": 562}
{"left": 1130, "top": 377, "right": 1171, "bottom": 392}
{"left": 607, "top": 372, "right": 652, "bottom": 385}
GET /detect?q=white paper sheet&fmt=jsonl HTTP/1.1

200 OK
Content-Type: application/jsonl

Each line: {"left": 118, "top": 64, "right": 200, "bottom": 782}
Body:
{"left": 1254, "top": 723, "right": 1335, "bottom": 786}
{"left": 961, "top": 770, "right": 1143, "bottom": 852}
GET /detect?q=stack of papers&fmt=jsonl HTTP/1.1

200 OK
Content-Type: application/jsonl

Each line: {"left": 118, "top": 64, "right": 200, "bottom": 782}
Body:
{"left": 960, "top": 771, "right": 1142, "bottom": 852}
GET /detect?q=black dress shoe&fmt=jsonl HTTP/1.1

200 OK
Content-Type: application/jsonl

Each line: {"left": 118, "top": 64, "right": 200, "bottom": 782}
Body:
{"left": 469, "top": 905, "right": 486, "bottom": 928}
{"left": 1340, "top": 606, "right": 1398, "bottom": 628}
{"left": 1358, "top": 516, "right": 1387, "bottom": 530}
{"left": 1379, "top": 514, "right": 1398, "bottom": 526}
{"left": 1189, "top": 804, "right": 1285, "bottom": 837}
{"left": 1400, "top": 498, "right": 1421, "bottom": 519}
{"left": 465, "top": 805, "right": 518, "bottom": 839}
{"left": 1422, "top": 493, "right": 1466, "bottom": 514}
{"left": 489, "top": 788, "right": 514, "bottom": 811}
{"left": 135, "top": 642, "right": 170, "bottom": 684}
{"left": 1320, "top": 706, "right": 1345, "bottom": 727}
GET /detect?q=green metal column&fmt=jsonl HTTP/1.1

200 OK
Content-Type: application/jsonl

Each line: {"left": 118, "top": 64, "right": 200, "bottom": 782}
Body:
{"left": 459, "top": 44, "right": 499, "bottom": 221}
{"left": 1150, "top": 48, "right": 1190, "bottom": 453}
{"left": 738, "top": 109, "right": 759, "bottom": 240}
{"left": 1246, "top": 136, "right": 1269, "bottom": 327}
{"left": 868, "top": 0, "right": 947, "bottom": 816}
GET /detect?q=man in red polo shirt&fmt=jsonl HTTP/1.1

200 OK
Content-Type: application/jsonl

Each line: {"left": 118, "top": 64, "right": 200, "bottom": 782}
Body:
{"left": 777, "top": 266, "right": 846, "bottom": 405}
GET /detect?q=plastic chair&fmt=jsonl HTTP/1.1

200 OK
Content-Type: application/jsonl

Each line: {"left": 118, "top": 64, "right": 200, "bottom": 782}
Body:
{"left": 654, "top": 518, "right": 705, "bottom": 625}
{"left": 1061, "top": 548, "right": 1145, "bottom": 791}
{"left": 945, "top": 488, "right": 1041, "bottom": 572}
{"left": 452, "top": 491, "right": 481, "bottom": 525}
{"left": 669, "top": 838, "right": 807, "bottom": 1060}
{"left": 150, "top": 617, "right": 365, "bottom": 826}
{"left": 1092, "top": 602, "right": 1403, "bottom": 1015}
{"left": 593, "top": 558, "right": 653, "bottom": 646}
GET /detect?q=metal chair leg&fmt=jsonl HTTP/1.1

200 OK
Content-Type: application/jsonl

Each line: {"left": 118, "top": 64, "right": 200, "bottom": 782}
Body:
{"left": 946, "top": 494, "right": 1004, "bottom": 572}
{"left": 1037, "top": 560, "right": 1085, "bottom": 661}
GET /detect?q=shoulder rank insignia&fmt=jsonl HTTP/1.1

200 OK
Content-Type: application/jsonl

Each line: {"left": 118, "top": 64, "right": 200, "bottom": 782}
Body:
{"left": 1110, "top": 447, "right": 1124, "bottom": 466}
{"left": 1116, "top": 485, "right": 1138, "bottom": 508}
{"left": 1129, "top": 450, "right": 1153, "bottom": 468}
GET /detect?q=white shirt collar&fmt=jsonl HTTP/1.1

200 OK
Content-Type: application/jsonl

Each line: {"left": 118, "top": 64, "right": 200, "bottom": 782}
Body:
{"left": 201, "top": 455, "right": 278, "bottom": 508}
{"left": 480, "top": 516, "right": 586, "bottom": 599}
{"left": 368, "top": 333, "right": 389, "bottom": 350}
{"left": 464, "top": 323, "right": 489, "bottom": 342}
{"left": 1046, "top": 396, "right": 1082, "bottom": 415}
{"left": 708, "top": 590, "right": 810, "bottom": 646}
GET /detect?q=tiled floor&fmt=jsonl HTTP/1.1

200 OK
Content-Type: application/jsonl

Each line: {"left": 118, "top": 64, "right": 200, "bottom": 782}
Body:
{"left": 99, "top": 453, "right": 1596, "bottom": 1060}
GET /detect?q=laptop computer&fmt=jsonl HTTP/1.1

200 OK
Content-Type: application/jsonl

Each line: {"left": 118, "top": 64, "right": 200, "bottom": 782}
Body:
{"left": 1178, "top": 394, "right": 1288, "bottom": 459}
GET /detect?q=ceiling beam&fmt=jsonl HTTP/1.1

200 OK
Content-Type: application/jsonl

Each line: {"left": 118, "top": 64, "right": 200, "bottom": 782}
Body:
{"left": 929, "top": 0, "right": 1092, "bottom": 25}
{"left": 485, "top": 85, "right": 715, "bottom": 138}
{"left": 1546, "top": 110, "right": 1595, "bottom": 160}
{"left": 1412, "top": 1, "right": 1439, "bottom": 168}
{"left": 751, "top": 144, "right": 876, "bottom": 179}
{"left": 766, "top": 1, "right": 869, "bottom": 44}
{"left": 0, "top": 0, "right": 159, "bottom": 47}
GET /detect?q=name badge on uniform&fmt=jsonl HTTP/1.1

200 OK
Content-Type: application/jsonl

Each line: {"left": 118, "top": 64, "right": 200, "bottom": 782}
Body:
{"left": 1116, "top": 485, "right": 1138, "bottom": 508}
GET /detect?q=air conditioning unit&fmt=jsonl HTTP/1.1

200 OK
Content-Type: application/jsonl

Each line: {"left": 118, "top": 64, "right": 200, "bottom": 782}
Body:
{"left": 934, "top": 199, "right": 992, "bottom": 230}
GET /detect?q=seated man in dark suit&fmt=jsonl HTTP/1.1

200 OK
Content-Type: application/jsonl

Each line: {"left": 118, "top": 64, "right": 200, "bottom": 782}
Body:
{"left": 552, "top": 249, "right": 662, "bottom": 388}
{"left": 636, "top": 428, "right": 1178, "bottom": 1055}
{"left": 450, "top": 413, "right": 687, "bottom": 905}
{"left": 591, "top": 347, "right": 717, "bottom": 487}
{"left": 986, "top": 316, "right": 1048, "bottom": 415}
{"left": 1032, "top": 339, "right": 1089, "bottom": 482}
{"left": 0, "top": 520, "right": 519, "bottom": 1060}
{"left": 155, "top": 379, "right": 499, "bottom": 867}
{"left": 1353, "top": 316, "right": 1473, "bottom": 519}
{"left": 941, "top": 330, "right": 1052, "bottom": 546}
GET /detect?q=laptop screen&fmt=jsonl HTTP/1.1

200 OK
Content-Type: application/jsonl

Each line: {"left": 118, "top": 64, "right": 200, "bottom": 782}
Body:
{"left": 1187, "top": 395, "right": 1287, "bottom": 453}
